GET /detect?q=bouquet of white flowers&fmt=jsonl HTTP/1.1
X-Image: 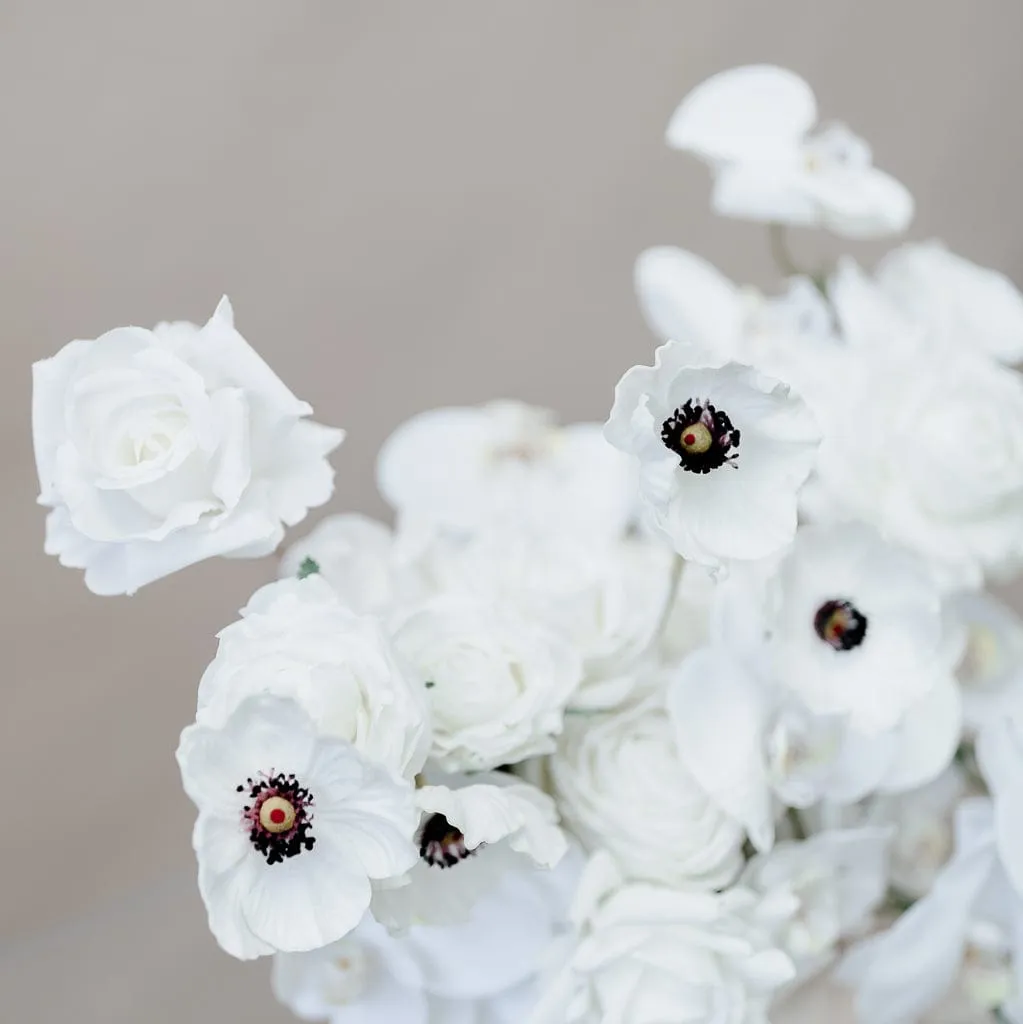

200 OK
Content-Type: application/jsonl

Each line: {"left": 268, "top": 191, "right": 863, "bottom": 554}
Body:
{"left": 32, "top": 64, "right": 1023, "bottom": 1024}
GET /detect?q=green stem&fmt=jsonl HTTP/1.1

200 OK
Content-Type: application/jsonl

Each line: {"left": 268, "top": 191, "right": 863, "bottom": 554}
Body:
{"left": 649, "top": 554, "right": 684, "bottom": 653}
{"left": 992, "top": 1007, "right": 1011, "bottom": 1023}
{"left": 768, "top": 223, "right": 801, "bottom": 278}
{"left": 786, "top": 806, "right": 808, "bottom": 841}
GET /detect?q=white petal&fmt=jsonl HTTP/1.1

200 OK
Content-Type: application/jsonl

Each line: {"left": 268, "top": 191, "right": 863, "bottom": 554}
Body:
{"left": 666, "top": 65, "right": 816, "bottom": 162}
{"left": 976, "top": 717, "right": 1023, "bottom": 895}
{"left": 712, "top": 159, "right": 821, "bottom": 226}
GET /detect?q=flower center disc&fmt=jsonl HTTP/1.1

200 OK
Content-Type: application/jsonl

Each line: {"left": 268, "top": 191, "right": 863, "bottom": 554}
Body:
{"left": 680, "top": 422, "right": 713, "bottom": 454}
{"left": 814, "top": 599, "right": 868, "bottom": 651}
{"left": 259, "top": 796, "right": 297, "bottom": 834}
{"left": 661, "top": 399, "right": 740, "bottom": 474}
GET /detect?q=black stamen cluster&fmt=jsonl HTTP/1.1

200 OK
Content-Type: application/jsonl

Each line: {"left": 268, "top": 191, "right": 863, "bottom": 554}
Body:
{"left": 814, "top": 599, "right": 868, "bottom": 651}
{"left": 661, "top": 399, "right": 740, "bottom": 473}
{"left": 418, "top": 813, "right": 476, "bottom": 869}
{"left": 237, "top": 772, "right": 316, "bottom": 865}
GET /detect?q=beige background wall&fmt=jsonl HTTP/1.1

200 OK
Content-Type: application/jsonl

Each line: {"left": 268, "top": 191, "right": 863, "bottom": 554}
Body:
{"left": 3, "top": 2, "right": 1022, "bottom": 1020}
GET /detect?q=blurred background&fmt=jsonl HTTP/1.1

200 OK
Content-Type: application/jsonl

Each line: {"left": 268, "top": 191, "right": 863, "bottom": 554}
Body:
{"left": 3, "top": 2, "right": 1022, "bottom": 1020}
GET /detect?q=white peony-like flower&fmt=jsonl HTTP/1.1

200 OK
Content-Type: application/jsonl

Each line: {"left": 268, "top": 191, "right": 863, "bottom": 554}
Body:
{"left": 766, "top": 524, "right": 952, "bottom": 734}
{"left": 197, "top": 575, "right": 429, "bottom": 781}
{"left": 374, "top": 772, "right": 569, "bottom": 929}
{"left": 176, "top": 694, "right": 419, "bottom": 960}
{"left": 376, "top": 402, "right": 636, "bottom": 545}
{"left": 530, "top": 851, "right": 795, "bottom": 1024}
{"left": 839, "top": 798, "right": 1023, "bottom": 1023}
{"left": 742, "top": 828, "right": 891, "bottom": 983}
{"left": 666, "top": 65, "right": 912, "bottom": 238}
{"left": 393, "top": 593, "right": 580, "bottom": 771}
{"left": 809, "top": 315, "right": 1023, "bottom": 589}
{"left": 32, "top": 297, "right": 343, "bottom": 595}
{"left": 604, "top": 340, "right": 818, "bottom": 567}
{"left": 550, "top": 698, "right": 745, "bottom": 889}
{"left": 876, "top": 241, "right": 1023, "bottom": 364}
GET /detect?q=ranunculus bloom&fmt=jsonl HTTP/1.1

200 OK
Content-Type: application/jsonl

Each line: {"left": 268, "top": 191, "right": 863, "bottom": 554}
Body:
{"left": 33, "top": 297, "right": 343, "bottom": 594}
{"left": 176, "top": 694, "right": 419, "bottom": 960}
{"left": 196, "top": 575, "right": 430, "bottom": 781}
{"left": 666, "top": 65, "right": 913, "bottom": 239}
{"left": 550, "top": 698, "right": 745, "bottom": 889}
{"left": 604, "top": 339, "right": 818, "bottom": 567}
{"left": 530, "top": 852, "right": 795, "bottom": 1024}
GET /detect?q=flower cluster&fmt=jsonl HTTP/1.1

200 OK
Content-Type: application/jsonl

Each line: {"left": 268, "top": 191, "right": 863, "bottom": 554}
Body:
{"left": 33, "top": 64, "right": 1023, "bottom": 1023}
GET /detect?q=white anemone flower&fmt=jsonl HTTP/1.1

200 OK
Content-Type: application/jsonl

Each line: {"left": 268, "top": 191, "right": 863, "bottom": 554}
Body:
{"left": 766, "top": 524, "right": 952, "bottom": 735}
{"left": 373, "top": 773, "right": 569, "bottom": 929}
{"left": 604, "top": 340, "right": 818, "bottom": 567}
{"left": 666, "top": 65, "right": 913, "bottom": 238}
{"left": 176, "top": 694, "right": 419, "bottom": 960}
{"left": 839, "top": 798, "right": 1023, "bottom": 1023}
{"left": 376, "top": 401, "right": 635, "bottom": 546}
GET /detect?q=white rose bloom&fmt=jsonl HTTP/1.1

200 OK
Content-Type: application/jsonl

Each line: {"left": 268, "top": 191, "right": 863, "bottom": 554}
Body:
{"left": 839, "top": 798, "right": 1023, "bottom": 1023}
{"left": 766, "top": 524, "right": 952, "bottom": 734}
{"left": 550, "top": 699, "right": 744, "bottom": 889}
{"left": 742, "top": 828, "right": 891, "bottom": 983}
{"left": 393, "top": 594, "right": 581, "bottom": 771}
{"left": 945, "top": 591, "right": 1023, "bottom": 733}
{"left": 197, "top": 575, "right": 429, "bottom": 781}
{"left": 373, "top": 772, "right": 569, "bottom": 930}
{"left": 32, "top": 297, "right": 343, "bottom": 595}
{"left": 279, "top": 513, "right": 416, "bottom": 616}
{"left": 530, "top": 851, "right": 795, "bottom": 1024}
{"left": 604, "top": 339, "right": 818, "bottom": 567}
{"left": 669, "top": 645, "right": 962, "bottom": 852}
{"left": 176, "top": 694, "right": 419, "bottom": 960}
{"left": 376, "top": 401, "right": 636, "bottom": 545}
{"left": 666, "top": 65, "right": 912, "bottom": 238}
{"left": 810, "top": 320, "right": 1023, "bottom": 589}
{"left": 876, "top": 241, "right": 1023, "bottom": 364}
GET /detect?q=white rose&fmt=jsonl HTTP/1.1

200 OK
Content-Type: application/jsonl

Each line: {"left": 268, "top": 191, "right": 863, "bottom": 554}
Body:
{"left": 197, "top": 575, "right": 429, "bottom": 781}
{"left": 550, "top": 699, "right": 745, "bottom": 889}
{"left": 393, "top": 594, "right": 581, "bottom": 771}
{"left": 531, "top": 852, "right": 795, "bottom": 1024}
{"left": 32, "top": 297, "right": 343, "bottom": 594}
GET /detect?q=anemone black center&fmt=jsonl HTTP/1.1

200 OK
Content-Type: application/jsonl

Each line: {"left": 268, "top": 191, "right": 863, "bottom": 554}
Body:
{"left": 419, "top": 813, "right": 476, "bottom": 869}
{"left": 661, "top": 400, "right": 740, "bottom": 473}
{"left": 814, "top": 599, "right": 868, "bottom": 651}
{"left": 238, "top": 772, "right": 316, "bottom": 865}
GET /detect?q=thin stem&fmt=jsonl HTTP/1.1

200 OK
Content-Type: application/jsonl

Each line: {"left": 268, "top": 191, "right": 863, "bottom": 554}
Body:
{"left": 992, "top": 1007, "right": 1011, "bottom": 1023}
{"left": 786, "top": 806, "right": 808, "bottom": 841}
{"left": 768, "top": 223, "right": 801, "bottom": 278}
{"left": 649, "top": 553, "right": 685, "bottom": 653}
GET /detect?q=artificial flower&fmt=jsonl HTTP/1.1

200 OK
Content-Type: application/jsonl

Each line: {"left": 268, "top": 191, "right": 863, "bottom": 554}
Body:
{"left": 392, "top": 593, "right": 580, "bottom": 771}
{"left": 33, "top": 297, "right": 343, "bottom": 594}
{"left": 196, "top": 575, "right": 429, "bottom": 781}
{"left": 176, "top": 694, "right": 419, "bottom": 960}
{"left": 604, "top": 339, "right": 818, "bottom": 567}
{"left": 530, "top": 851, "right": 795, "bottom": 1024}
{"left": 666, "top": 65, "right": 913, "bottom": 238}
{"left": 376, "top": 401, "right": 635, "bottom": 546}
{"left": 550, "top": 698, "right": 745, "bottom": 889}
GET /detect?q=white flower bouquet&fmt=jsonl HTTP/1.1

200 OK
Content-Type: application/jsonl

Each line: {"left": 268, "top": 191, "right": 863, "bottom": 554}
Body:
{"left": 32, "top": 64, "right": 1023, "bottom": 1023}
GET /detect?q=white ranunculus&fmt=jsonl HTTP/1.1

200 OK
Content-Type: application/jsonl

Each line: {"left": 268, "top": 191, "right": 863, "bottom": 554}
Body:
{"left": 530, "top": 851, "right": 795, "bottom": 1024}
{"left": 809, "top": 310, "right": 1023, "bottom": 589}
{"left": 839, "top": 798, "right": 1023, "bottom": 1023}
{"left": 197, "top": 575, "right": 430, "bottom": 781}
{"left": 550, "top": 698, "right": 745, "bottom": 889}
{"left": 666, "top": 65, "right": 912, "bottom": 238}
{"left": 604, "top": 340, "right": 818, "bottom": 567}
{"left": 742, "top": 828, "right": 891, "bottom": 983}
{"left": 176, "top": 694, "right": 419, "bottom": 960}
{"left": 876, "top": 241, "right": 1023, "bottom": 364}
{"left": 32, "top": 297, "right": 343, "bottom": 594}
{"left": 767, "top": 524, "right": 951, "bottom": 734}
{"left": 376, "top": 401, "right": 636, "bottom": 546}
{"left": 393, "top": 594, "right": 581, "bottom": 772}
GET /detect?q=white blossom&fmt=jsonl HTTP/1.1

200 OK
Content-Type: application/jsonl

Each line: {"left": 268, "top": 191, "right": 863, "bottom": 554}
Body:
{"left": 666, "top": 65, "right": 912, "bottom": 238}
{"left": 32, "top": 297, "right": 342, "bottom": 594}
